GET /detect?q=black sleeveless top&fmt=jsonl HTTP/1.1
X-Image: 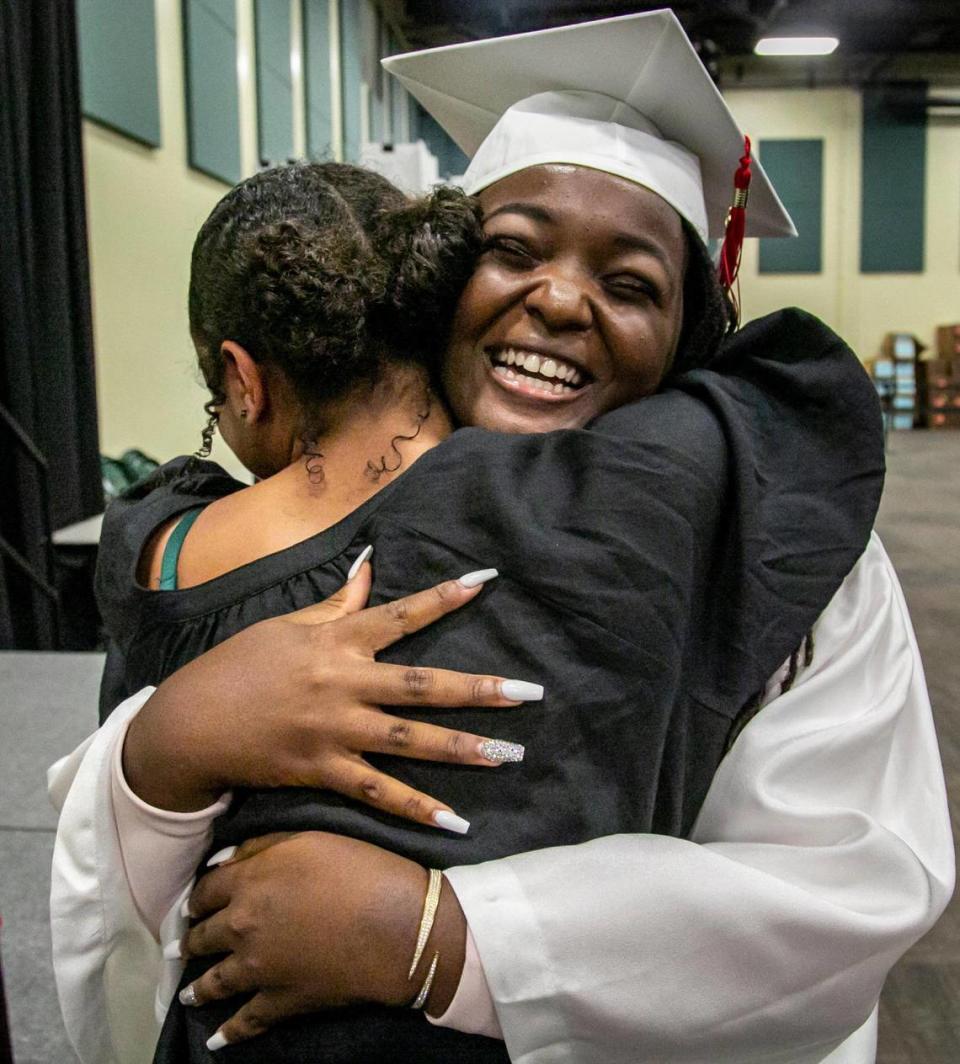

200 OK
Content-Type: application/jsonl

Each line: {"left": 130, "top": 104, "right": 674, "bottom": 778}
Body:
{"left": 95, "top": 310, "right": 884, "bottom": 1064}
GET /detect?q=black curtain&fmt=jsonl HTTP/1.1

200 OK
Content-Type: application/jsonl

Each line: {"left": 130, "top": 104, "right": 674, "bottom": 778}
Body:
{"left": 0, "top": 0, "right": 102, "bottom": 649}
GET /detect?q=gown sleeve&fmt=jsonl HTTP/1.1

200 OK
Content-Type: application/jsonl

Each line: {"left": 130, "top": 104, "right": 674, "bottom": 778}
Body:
{"left": 48, "top": 687, "right": 163, "bottom": 1064}
{"left": 442, "top": 534, "right": 955, "bottom": 1063}
{"left": 48, "top": 686, "right": 229, "bottom": 1064}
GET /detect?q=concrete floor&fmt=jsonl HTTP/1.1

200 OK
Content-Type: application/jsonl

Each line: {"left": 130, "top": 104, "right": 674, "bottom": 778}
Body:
{"left": 0, "top": 429, "right": 957, "bottom": 1063}
{"left": 874, "top": 432, "right": 960, "bottom": 1062}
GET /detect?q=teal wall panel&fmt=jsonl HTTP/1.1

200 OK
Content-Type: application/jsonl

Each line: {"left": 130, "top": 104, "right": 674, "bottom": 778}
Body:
{"left": 182, "top": 0, "right": 242, "bottom": 185}
{"left": 860, "top": 83, "right": 926, "bottom": 273}
{"left": 367, "top": 7, "right": 385, "bottom": 143}
{"left": 416, "top": 106, "right": 469, "bottom": 180}
{"left": 77, "top": 0, "right": 160, "bottom": 146}
{"left": 387, "top": 29, "right": 407, "bottom": 143}
{"left": 255, "top": 0, "right": 294, "bottom": 165}
{"left": 303, "top": 0, "right": 333, "bottom": 159}
{"left": 369, "top": 84, "right": 384, "bottom": 143}
{"left": 758, "top": 139, "right": 823, "bottom": 274}
{"left": 339, "top": 0, "right": 363, "bottom": 160}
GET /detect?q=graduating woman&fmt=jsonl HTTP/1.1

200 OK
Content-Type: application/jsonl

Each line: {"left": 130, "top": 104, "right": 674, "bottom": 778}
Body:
{"left": 50, "top": 11, "right": 952, "bottom": 1064}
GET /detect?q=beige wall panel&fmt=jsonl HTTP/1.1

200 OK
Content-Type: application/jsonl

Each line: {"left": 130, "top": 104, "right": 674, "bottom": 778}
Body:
{"left": 727, "top": 86, "right": 960, "bottom": 361}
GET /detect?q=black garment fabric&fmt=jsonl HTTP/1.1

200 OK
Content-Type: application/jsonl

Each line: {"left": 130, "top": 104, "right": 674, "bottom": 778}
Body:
{"left": 94, "top": 310, "right": 884, "bottom": 1064}
{"left": 0, "top": 0, "right": 101, "bottom": 648}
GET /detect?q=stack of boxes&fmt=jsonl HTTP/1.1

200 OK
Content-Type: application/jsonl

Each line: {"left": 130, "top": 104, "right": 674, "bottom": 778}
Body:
{"left": 868, "top": 326, "right": 960, "bottom": 431}
{"left": 870, "top": 334, "right": 922, "bottom": 431}
{"left": 921, "top": 325, "right": 960, "bottom": 430}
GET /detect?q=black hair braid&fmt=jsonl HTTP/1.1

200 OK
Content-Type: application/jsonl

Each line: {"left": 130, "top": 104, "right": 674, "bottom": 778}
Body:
{"left": 722, "top": 628, "right": 816, "bottom": 755}
{"left": 667, "top": 222, "right": 739, "bottom": 378}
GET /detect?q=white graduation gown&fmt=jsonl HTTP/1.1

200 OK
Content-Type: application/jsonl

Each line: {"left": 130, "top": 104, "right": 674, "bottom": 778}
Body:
{"left": 48, "top": 534, "right": 955, "bottom": 1064}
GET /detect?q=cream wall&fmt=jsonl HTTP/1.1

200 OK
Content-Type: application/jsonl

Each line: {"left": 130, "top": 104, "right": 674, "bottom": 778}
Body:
{"left": 727, "top": 87, "right": 960, "bottom": 361}
{"left": 86, "top": 0, "right": 343, "bottom": 478}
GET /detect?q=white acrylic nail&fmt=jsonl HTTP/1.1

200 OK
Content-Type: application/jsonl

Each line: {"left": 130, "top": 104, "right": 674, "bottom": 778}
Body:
{"left": 206, "top": 845, "right": 237, "bottom": 867}
{"left": 458, "top": 568, "right": 498, "bottom": 588}
{"left": 500, "top": 679, "right": 544, "bottom": 701}
{"left": 179, "top": 896, "right": 193, "bottom": 919}
{"left": 347, "top": 544, "right": 373, "bottom": 582}
{"left": 162, "top": 939, "right": 182, "bottom": 960}
{"left": 432, "top": 809, "right": 470, "bottom": 834}
{"left": 206, "top": 1029, "right": 229, "bottom": 1051}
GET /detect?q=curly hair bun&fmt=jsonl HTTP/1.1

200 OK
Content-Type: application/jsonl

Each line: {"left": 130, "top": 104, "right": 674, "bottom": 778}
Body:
{"left": 372, "top": 187, "right": 483, "bottom": 357}
{"left": 189, "top": 163, "right": 482, "bottom": 419}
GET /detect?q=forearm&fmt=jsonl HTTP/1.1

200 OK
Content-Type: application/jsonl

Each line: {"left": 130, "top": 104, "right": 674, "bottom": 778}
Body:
{"left": 122, "top": 655, "right": 234, "bottom": 812}
{"left": 421, "top": 876, "right": 468, "bottom": 1017}
{"left": 111, "top": 713, "right": 229, "bottom": 936}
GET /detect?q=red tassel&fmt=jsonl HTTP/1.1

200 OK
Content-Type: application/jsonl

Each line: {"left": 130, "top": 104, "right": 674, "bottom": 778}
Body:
{"left": 718, "top": 135, "right": 752, "bottom": 292}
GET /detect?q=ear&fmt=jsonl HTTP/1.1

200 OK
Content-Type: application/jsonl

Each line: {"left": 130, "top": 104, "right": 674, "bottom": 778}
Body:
{"left": 220, "top": 341, "right": 269, "bottom": 423}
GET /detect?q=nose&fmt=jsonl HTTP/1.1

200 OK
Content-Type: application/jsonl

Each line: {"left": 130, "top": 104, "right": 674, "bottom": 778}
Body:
{"left": 523, "top": 269, "right": 593, "bottom": 332}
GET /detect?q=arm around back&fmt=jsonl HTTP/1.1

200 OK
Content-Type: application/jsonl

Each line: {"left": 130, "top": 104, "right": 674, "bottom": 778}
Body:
{"left": 445, "top": 534, "right": 954, "bottom": 1063}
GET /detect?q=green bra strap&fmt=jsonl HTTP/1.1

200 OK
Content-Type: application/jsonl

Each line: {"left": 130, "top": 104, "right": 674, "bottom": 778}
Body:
{"left": 158, "top": 507, "right": 205, "bottom": 591}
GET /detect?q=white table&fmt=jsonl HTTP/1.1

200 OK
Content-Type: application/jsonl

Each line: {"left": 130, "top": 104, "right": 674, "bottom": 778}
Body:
{"left": 53, "top": 513, "right": 103, "bottom": 546}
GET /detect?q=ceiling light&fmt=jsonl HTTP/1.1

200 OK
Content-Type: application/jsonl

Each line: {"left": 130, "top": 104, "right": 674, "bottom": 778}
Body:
{"left": 754, "top": 37, "right": 839, "bottom": 56}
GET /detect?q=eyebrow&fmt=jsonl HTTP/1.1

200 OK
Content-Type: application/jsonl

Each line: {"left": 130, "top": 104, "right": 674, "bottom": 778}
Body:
{"left": 482, "top": 202, "right": 554, "bottom": 225}
{"left": 609, "top": 232, "right": 674, "bottom": 272}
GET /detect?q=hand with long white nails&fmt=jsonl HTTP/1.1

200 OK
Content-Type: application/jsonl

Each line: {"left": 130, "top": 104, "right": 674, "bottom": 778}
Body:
{"left": 122, "top": 555, "right": 541, "bottom": 831}
{"left": 176, "top": 832, "right": 468, "bottom": 1051}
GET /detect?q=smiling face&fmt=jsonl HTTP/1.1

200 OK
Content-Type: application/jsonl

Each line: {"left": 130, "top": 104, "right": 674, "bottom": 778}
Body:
{"left": 442, "top": 165, "right": 688, "bottom": 433}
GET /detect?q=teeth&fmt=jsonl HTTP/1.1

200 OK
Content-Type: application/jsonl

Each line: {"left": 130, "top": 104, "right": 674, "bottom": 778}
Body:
{"left": 494, "top": 362, "right": 581, "bottom": 397}
{"left": 491, "top": 348, "right": 586, "bottom": 391}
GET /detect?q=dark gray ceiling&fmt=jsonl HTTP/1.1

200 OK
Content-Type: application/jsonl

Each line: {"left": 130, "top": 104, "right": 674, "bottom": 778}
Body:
{"left": 388, "top": 1, "right": 960, "bottom": 86}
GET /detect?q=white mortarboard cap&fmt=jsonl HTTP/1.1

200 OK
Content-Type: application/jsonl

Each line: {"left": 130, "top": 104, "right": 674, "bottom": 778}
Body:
{"left": 383, "top": 9, "right": 797, "bottom": 243}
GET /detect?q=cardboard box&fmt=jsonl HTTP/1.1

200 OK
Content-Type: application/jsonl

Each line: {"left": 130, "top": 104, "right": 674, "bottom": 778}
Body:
{"left": 935, "top": 325, "right": 960, "bottom": 359}
{"left": 927, "top": 410, "right": 960, "bottom": 430}
{"left": 881, "top": 333, "right": 925, "bottom": 360}
{"left": 924, "top": 388, "right": 960, "bottom": 411}
{"left": 921, "top": 359, "right": 960, "bottom": 388}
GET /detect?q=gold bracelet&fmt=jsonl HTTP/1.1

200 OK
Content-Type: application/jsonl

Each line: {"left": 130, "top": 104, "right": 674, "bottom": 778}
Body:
{"left": 408, "top": 867, "right": 443, "bottom": 980}
{"left": 410, "top": 952, "right": 440, "bottom": 1010}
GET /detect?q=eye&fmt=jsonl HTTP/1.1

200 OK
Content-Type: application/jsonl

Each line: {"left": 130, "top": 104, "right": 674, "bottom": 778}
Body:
{"left": 482, "top": 235, "right": 536, "bottom": 267}
{"left": 604, "top": 273, "right": 660, "bottom": 304}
